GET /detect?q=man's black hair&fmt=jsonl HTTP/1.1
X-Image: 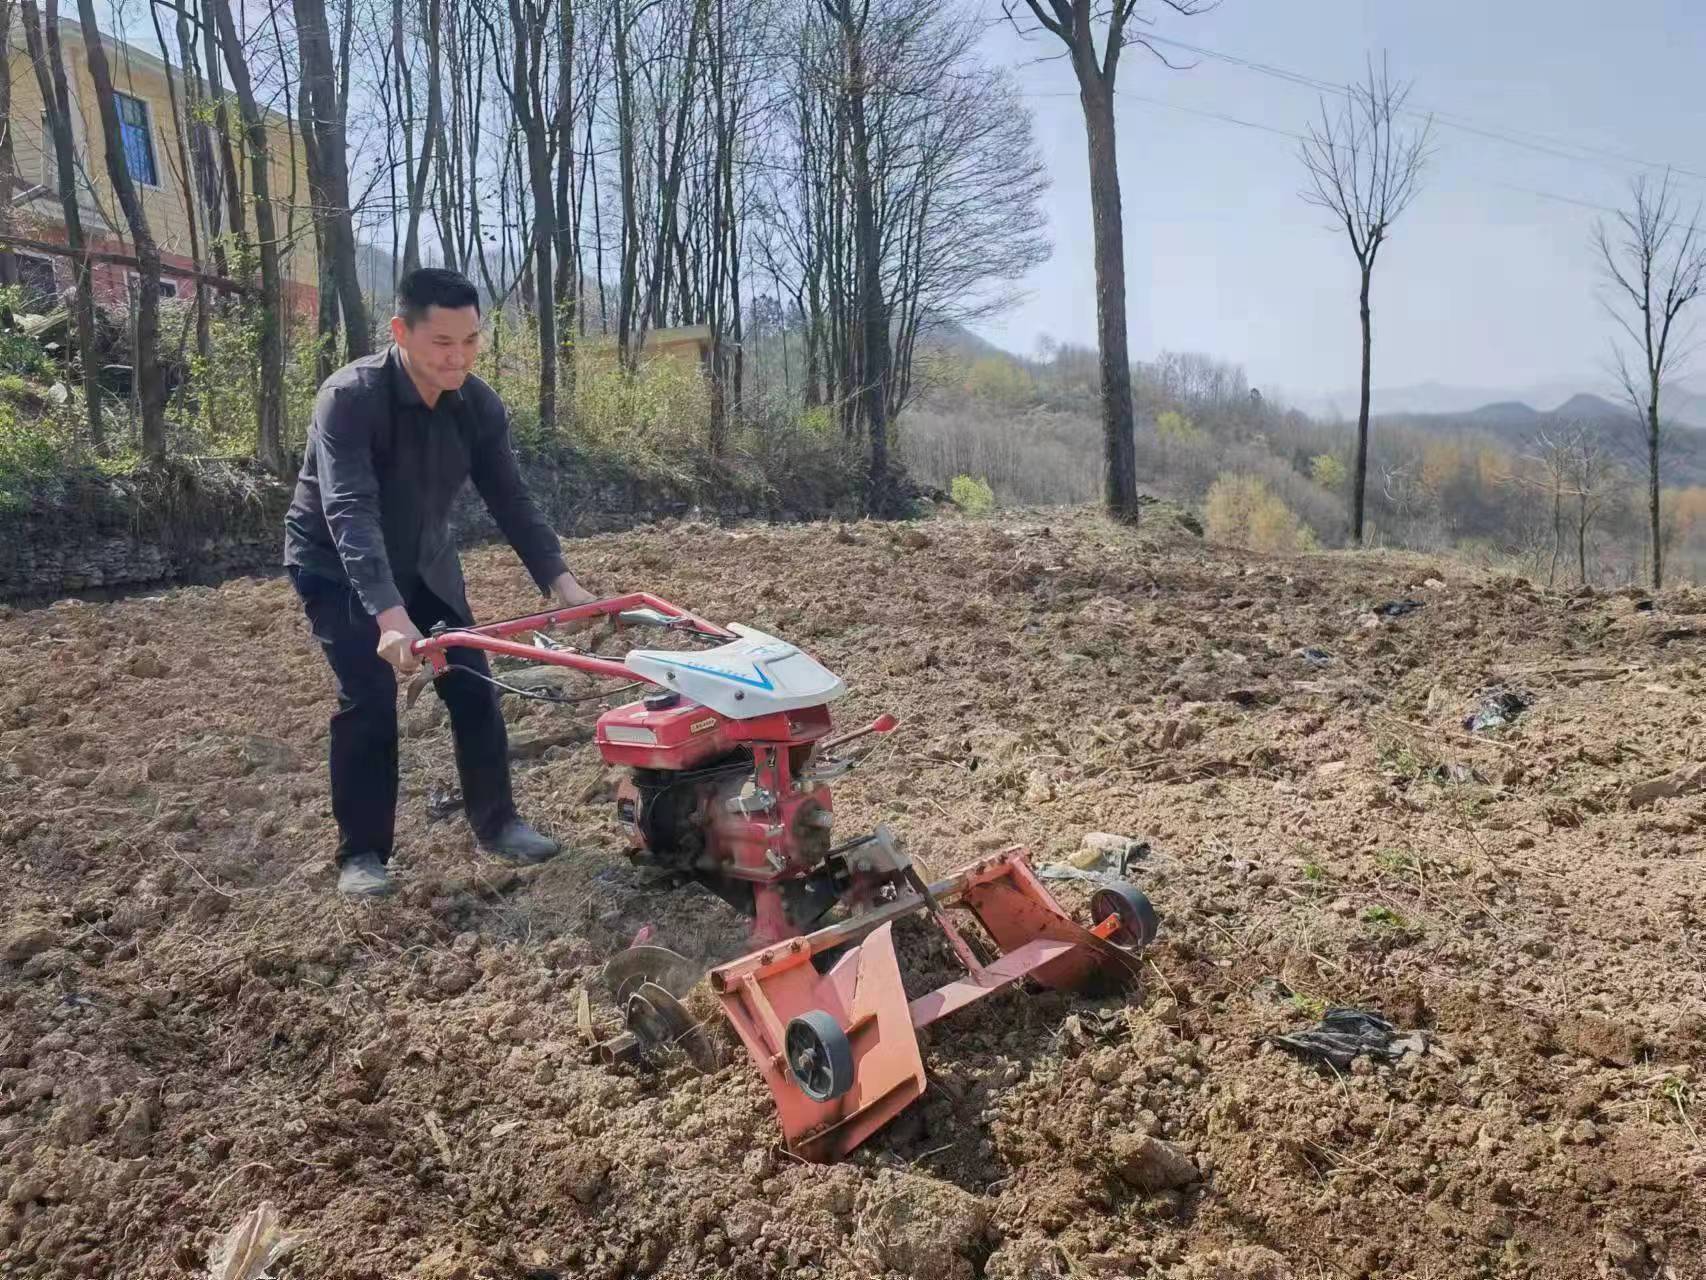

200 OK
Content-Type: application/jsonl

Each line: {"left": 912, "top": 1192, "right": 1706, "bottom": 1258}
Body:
{"left": 396, "top": 267, "right": 481, "bottom": 326}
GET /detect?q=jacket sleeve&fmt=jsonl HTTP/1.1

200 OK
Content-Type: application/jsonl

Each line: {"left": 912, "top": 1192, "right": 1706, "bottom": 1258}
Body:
{"left": 313, "top": 384, "right": 405, "bottom": 615}
{"left": 467, "top": 392, "right": 569, "bottom": 594}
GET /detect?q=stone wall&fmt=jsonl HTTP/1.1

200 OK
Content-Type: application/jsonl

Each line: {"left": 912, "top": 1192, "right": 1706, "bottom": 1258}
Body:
{"left": 0, "top": 448, "right": 857, "bottom": 604}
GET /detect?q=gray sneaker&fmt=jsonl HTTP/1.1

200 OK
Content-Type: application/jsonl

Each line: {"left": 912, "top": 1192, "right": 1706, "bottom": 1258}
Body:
{"left": 477, "top": 819, "right": 561, "bottom": 866}
{"left": 337, "top": 852, "right": 394, "bottom": 898}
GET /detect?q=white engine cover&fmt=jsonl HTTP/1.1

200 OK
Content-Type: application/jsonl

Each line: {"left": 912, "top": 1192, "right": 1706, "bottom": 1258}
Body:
{"left": 625, "top": 623, "right": 846, "bottom": 720}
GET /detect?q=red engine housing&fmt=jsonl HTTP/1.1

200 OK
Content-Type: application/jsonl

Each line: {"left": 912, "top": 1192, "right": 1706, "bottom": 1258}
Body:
{"left": 596, "top": 693, "right": 836, "bottom": 945}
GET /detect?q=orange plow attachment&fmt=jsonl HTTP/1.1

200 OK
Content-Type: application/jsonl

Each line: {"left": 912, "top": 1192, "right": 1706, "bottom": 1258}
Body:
{"left": 708, "top": 848, "right": 1152, "bottom": 1162}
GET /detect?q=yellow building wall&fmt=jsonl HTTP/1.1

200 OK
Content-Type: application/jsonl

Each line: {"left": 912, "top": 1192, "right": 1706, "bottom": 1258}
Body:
{"left": 4, "top": 18, "right": 316, "bottom": 291}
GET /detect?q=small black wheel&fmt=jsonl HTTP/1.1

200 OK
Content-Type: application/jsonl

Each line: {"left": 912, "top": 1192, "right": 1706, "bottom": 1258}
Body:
{"left": 785, "top": 1010, "right": 855, "bottom": 1102}
{"left": 1091, "top": 885, "right": 1160, "bottom": 949}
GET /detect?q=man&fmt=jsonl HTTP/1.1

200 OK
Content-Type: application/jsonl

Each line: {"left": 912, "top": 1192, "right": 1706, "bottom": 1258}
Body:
{"left": 284, "top": 267, "right": 597, "bottom": 898}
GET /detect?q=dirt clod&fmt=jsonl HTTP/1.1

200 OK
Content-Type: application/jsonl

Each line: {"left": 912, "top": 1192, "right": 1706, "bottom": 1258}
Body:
{"left": 1, "top": 925, "right": 56, "bottom": 963}
{"left": 1172, "top": 1246, "right": 1296, "bottom": 1279}
{"left": 1108, "top": 1133, "right": 1200, "bottom": 1191}
{"left": 1558, "top": 1014, "right": 1644, "bottom": 1067}
{"left": 858, "top": 1170, "right": 992, "bottom": 1280}
{"left": 127, "top": 649, "right": 169, "bottom": 678}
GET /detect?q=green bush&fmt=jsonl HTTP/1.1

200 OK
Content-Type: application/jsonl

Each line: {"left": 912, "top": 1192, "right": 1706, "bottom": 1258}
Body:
{"left": 0, "top": 398, "right": 76, "bottom": 513}
{"left": 0, "top": 330, "right": 51, "bottom": 381}
{"left": 950, "top": 473, "right": 995, "bottom": 514}
{"left": 1156, "top": 409, "right": 1204, "bottom": 443}
{"left": 0, "top": 286, "right": 54, "bottom": 381}
{"left": 797, "top": 404, "right": 836, "bottom": 439}
{"left": 1310, "top": 453, "right": 1347, "bottom": 491}
{"left": 1205, "top": 472, "right": 1317, "bottom": 553}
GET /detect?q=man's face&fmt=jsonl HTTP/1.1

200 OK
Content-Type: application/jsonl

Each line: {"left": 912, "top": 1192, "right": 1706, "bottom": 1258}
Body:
{"left": 391, "top": 304, "right": 482, "bottom": 394}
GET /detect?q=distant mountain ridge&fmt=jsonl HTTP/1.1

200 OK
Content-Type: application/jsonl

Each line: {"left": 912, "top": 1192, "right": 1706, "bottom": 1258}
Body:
{"left": 1294, "top": 380, "right": 1706, "bottom": 428}
{"left": 1375, "top": 389, "right": 1706, "bottom": 487}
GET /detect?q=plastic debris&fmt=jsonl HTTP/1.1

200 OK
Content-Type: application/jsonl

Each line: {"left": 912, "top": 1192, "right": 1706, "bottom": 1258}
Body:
{"left": 205, "top": 1202, "right": 298, "bottom": 1280}
{"left": 426, "top": 787, "right": 465, "bottom": 821}
{"left": 1036, "top": 863, "right": 1113, "bottom": 884}
{"left": 1464, "top": 690, "right": 1529, "bottom": 733}
{"left": 1271, "top": 1007, "right": 1430, "bottom": 1071}
{"left": 1053, "top": 833, "right": 1151, "bottom": 878}
{"left": 1374, "top": 599, "right": 1425, "bottom": 618}
{"left": 1427, "top": 762, "right": 1482, "bottom": 785}
{"left": 1296, "top": 647, "right": 1333, "bottom": 666}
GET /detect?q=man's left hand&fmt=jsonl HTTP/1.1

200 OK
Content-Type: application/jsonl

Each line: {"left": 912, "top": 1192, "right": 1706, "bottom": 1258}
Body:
{"left": 549, "top": 573, "right": 599, "bottom": 631}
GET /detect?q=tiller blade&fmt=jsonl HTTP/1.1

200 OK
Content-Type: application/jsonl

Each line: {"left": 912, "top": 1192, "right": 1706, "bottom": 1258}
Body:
{"left": 708, "top": 847, "right": 1152, "bottom": 1162}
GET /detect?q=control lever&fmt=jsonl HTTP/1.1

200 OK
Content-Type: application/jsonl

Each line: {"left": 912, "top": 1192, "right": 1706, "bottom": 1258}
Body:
{"left": 820, "top": 713, "right": 898, "bottom": 755}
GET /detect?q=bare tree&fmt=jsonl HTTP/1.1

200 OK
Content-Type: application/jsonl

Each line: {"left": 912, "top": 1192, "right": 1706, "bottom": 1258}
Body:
{"left": 198, "top": 0, "right": 246, "bottom": 260}
{"left": 1002, "top": 0, "right": 1210, "bottom": 524}
{"left": 397, "top": 0, "right": 442, "bottom": 274}
{"left": 1594, "top": 172, "right": 1706, "bottom": 591}
{"left": 1522, "top": 424, "right": 1619, "bottom": 588}
{"left": 821, "top": 0, "right": 893, "bottom": 514}
{"left": 1299, "top": 54, "right": 1432, "bottom": 546}
{"left": 18, "top": 0, "right": 105, "bottom": 453}
{"left": 145, "top": 0, "right": 213, "bottom": 365}
{"left": 477, "top": 0, "right": 564, "bottom": 431}
{"left": 207, "top": 0, "right": 289, "bottom": 473}
{"left": 76, "top": 0, "right": 168, "bottom": 459}
{"left": 1520, "top": 428, "right": 1573, "bottom": 588}
{"left": 881, "top": 61, "right": 1050, "bottom": 420}
{"left": 295, "top": 0, "right": 373, "bottom": 360}
{"left": 1566, "top": 429, "right": 1617, "bottom": 587}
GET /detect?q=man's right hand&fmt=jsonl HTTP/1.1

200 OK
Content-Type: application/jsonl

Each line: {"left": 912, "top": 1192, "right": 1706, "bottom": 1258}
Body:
{"left": 376, "top": 606, "right": 424, "bottom": 673}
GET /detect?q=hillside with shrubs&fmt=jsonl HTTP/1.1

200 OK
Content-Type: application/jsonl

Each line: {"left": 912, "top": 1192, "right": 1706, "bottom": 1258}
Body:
{"left": 903, "top": 341, "right": 1706, "bottom": 585}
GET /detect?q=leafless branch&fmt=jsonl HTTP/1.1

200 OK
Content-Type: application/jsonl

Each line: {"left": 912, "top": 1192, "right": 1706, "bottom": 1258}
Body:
{"left": 1594, "top": 170, "right": 1706, "bottom": 588}
{"left": 1298, "top": 53, "right": 1433, "bottom": 269}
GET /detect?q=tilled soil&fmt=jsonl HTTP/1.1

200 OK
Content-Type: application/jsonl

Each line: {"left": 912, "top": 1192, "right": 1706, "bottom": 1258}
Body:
{"left": 1, "top": 508, "right": 1703, "bottom": 1280}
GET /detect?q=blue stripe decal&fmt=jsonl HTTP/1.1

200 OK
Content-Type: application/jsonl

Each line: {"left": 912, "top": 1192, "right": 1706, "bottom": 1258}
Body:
{"left": 650, "top": 654, "right": 775, "bottom": 690}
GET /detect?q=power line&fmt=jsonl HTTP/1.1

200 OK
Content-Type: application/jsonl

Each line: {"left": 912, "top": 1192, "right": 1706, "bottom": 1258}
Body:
{"left": 1136, "top": 32, "right": 1706, "bottom": 187}
{"left": 1110, "top": 91, "right": 1311, "bottom": 144}
{"left": 1015, "top": 85, "right": 1706, "bottom": 236}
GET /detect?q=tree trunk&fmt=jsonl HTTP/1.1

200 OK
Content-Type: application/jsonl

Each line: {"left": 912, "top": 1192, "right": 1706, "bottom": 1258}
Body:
{"left": 838, "top": 9, "right": 890, "bottom": 516}
{"left": 720, "top": 0, "right": 742, "bottom": 423}
{"left": 208, "top": 0, "right": 288, "bottom": 473}
{"left": 296, "top": 63, "right": 339, "bottom": 383}
{"left": 1577, "top": 490, "right": 1590, "bottom": 587}
{"left": 615, "top": 0, "right": 639, "bottom": 367}
{"left": 176, "top": 2, "right": 226, "bottom": 285}
{"left": 1548, "top": 480, "right": 1560, "bottom": 589}
{"left": 21, "top": 0, "right": 103, "bottom": 453}
{"left": 1354, "top": 265, "right": 1373, "bottom": 545}
{"left": 200, "top": 0, "right": 246, "bottom": 255}
{"left": 400, "top": 0, "right": 442, "bottom": 275}
{"left": 1081, "top": 81, "right": 1136, "bottom": 522}
{"left": 553, "top": 0, "right": 576, "bottom": 412}
{"left": 0, "top": 0, "right": 17, "bottom": 288}
{"left": 505, "top": 0, "right": 557, "bottom": 430}
{"left": 640, "top": 0, "right": 708, "bottom": 345}
{"left": 295, "top": 0, "right": 371, "bottom": 359}
{"left": 1648, "top": 394, "right": 1662, "bottom": 590}
{"left": 150, "top": 0, "right": 211, "bottom": 366}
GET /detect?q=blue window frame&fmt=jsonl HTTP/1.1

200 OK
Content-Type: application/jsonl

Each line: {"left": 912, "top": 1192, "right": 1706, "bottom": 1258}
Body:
{"left": 114, "top": 92, "right": 158, "bottom": 186}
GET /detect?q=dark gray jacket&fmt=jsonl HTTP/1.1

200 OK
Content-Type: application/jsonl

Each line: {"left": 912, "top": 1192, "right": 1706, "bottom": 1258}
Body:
{"left": 283, "top": 347, "right": 567, "bottom": 619}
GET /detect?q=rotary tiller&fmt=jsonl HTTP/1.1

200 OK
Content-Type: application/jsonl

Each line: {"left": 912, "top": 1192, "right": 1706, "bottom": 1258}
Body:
{"left": 411, "top": 593, "right": 1160, "bottom": 1161}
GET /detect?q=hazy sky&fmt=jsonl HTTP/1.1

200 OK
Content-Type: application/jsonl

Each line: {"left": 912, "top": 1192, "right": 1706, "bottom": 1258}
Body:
{"left": 973, "top": 0, "right": 1706, "bottom": 406}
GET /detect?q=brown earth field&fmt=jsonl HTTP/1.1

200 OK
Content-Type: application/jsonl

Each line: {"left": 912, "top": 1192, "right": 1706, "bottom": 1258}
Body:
{"left": 2, "top": 508, "right": 1703, "bottom": 1280}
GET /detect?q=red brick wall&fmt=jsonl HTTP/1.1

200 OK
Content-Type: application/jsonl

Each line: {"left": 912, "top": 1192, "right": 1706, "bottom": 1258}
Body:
{"left": 8, "top": 221, "right": 318, "bottom": 316}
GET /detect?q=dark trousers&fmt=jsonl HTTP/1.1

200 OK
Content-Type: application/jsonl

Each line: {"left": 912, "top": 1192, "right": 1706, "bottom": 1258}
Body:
{"left": 290, "top": 568, "right": 515, "bottom": 864}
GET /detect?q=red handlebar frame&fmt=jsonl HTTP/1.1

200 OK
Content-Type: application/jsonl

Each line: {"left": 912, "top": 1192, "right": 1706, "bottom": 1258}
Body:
{"left": 410, "top": 593, "right": 733, "bottom": 684}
